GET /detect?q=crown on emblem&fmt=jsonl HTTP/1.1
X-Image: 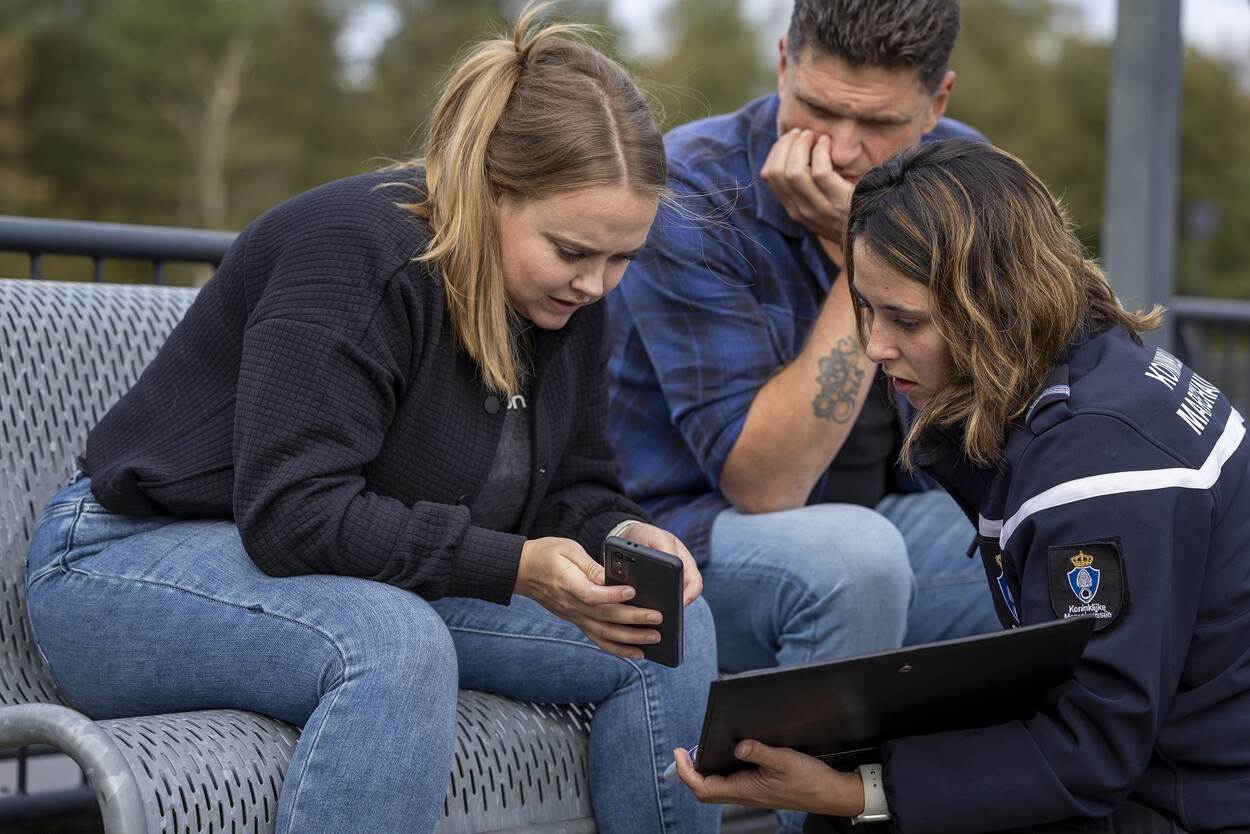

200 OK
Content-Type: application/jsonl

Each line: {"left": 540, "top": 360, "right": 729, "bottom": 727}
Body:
{"left": 1070, "top": 551, "right": 1095, "bottom": 568}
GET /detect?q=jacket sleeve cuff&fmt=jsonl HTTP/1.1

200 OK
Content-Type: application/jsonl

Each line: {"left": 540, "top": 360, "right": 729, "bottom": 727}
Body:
{"left": 445, "top": 525, "right": 525, "bottom": 604}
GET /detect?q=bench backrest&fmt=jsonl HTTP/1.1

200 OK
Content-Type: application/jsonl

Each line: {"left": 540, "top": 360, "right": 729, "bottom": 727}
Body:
{"left": 0, "top": 278, "right": 198, "bottom": 707}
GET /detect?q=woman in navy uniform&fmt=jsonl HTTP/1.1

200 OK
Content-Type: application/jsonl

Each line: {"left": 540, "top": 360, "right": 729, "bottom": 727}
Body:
{"left": 674, "top": 140, "right": 1250, "bottom": 833}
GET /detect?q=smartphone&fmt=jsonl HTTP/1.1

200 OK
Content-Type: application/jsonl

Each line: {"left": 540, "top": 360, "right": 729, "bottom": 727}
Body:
{"left": 603, "top": 535, "right": 683, "bottom": 667}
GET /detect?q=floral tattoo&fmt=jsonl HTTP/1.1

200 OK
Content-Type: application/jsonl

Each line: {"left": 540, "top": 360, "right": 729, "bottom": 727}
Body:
{"left": 812, "top": 338, "right": 865, "bottom": 422}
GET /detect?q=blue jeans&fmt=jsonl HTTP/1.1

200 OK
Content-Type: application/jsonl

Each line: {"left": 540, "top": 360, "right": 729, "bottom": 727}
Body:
{"left": 432, "top": 594, "right": 720, "bottom": 834}
{"left": 26, "top": 475, "right": 720, "bottom": 834}
{"left": 877, "top": 490, "right": 1000, "bottom": 645}
{"left": 705, "top": 490, "right": 998, "bottom": 675}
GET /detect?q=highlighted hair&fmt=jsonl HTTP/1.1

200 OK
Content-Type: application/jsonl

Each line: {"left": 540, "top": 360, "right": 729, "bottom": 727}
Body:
{"left": 845, "top": 140, "right": 1163, "bottom": 468}
{"left": 405, "top": 2, "right": 666, "bottom": 394}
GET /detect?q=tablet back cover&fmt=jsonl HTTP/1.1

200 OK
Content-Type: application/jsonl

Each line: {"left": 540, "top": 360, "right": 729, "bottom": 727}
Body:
{"left": 695, "top": 617, "right": 1094, "bottom": 776}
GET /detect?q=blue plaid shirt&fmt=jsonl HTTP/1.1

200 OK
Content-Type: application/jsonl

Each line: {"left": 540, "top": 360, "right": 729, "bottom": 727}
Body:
{"left": 606, "top": 93, "right": 983, "bottom": 562}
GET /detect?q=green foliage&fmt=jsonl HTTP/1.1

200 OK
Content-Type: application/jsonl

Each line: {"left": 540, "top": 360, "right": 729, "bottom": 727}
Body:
{"left": 947, "top": 0, "right": 1249, "bottom": 299}
{"left": 361, "top": 0, "right": 616, "bottom": 159}
{"left": 946, "top": 0, "right": 1109, "bottom": 250}
{"left": 5, "top": 0, "right": 360, "bottom": 230}
{"left": 636, "top": 0, "right": 775, "bottom": 131}
{"left": 0, "top": 30, "right": 52, "bottom": 213}
{"left": 1176, "top": 49, "right": 1250, "bottom": 298}
{"left": 0, "top": 0, "right": 1246, "bottom": 297}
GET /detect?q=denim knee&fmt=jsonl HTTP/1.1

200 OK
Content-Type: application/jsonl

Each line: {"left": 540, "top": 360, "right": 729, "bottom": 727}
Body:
{"left": 681, "top": 596, "right": 718, "bottom": 679}
{"left": 769, "top": 505, "right": 913, "bottom": 599}
{"left": 324, "top": 584, "right": 459, "bottom": 699}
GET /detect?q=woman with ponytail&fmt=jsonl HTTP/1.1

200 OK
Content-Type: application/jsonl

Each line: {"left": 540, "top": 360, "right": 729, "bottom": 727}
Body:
{"left": 24, "top": 5, "right": 719, "bottom": 833}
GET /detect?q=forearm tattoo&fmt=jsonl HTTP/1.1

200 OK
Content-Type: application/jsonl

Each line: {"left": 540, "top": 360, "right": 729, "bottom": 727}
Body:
{"left": 811, "top": 338, "right": 865, "bottom": 422}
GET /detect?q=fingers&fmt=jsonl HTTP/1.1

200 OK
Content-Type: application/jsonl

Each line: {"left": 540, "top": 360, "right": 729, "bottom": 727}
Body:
{"left": 673, "top": 747, "right": 705, "bottom": 792}
{"left": 763, "top": 129, "right": 804, "bottom": 214}
{"left": 810, "top": 134, "right": 846, "bottom": 197}
{"left": 571, "top": 578, "right": 636, "bottom": 606}
{"left": 621, "top": 524, "right": 703, "bottom": 606}
{"left": 734, "top": 739, "right": 788, "bottom": 769}
{"left": 576, "top": 598, "right": 664, "bottom": 648}
{"left": 522, "top": 538, "right": 634, "bottom": 607}
{"left": 562, "top": 541, "right": 607, "bottom": 585}
{"left": 680, "top": 551, "right": 702, "bottom": 606}
{"left": 760, "top": 127, "right": 797, "bottom": 185}
{"left": 580, "top": 618, "right": 661, "bottom": 649}
{"left": 558, "top": 544, "right": 639, "bottom": 606}
{"left": 598, "top": 601, "right": 665, "bottom": 626}
{"left": 783, "top": 128, "right": 814, "bottom": 178}
{"left": 784, "top": 136, "right": 836, "bottom": 222}
{"left": 784, "top": 131, "right": 826, "bottom": 204}
{"left": 761, "top": 128, "right": 840, "bottom": 237}
{"left": 673, "top": 749, "right": 767, "bottom": 807}
{"left": 809, "top": 135, "right": 852, "bottom": 241}
{"left": 666, "top": 536, "right": 702, "bottom": 604}
{"left": 620, "top": 522, "right": 674, "bottom": 552}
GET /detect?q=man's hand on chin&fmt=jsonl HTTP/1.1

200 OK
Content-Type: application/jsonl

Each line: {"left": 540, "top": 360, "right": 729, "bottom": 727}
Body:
{"left": 760, "top": 127, "right": 854, "bottom": 246}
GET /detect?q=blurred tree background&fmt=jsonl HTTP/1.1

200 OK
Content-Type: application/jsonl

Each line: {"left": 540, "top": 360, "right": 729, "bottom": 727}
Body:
{"left": 0, "top": 0, "right": 1247, "bottom": 297}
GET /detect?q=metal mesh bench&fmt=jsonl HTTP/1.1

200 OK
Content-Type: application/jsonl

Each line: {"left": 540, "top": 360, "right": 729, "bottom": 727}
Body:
{"left": 0, "top": 277, "right": 598, "bottom": 833}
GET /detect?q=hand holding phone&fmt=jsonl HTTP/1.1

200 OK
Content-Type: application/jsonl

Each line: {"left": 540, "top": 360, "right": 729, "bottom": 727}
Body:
{"left": 516, "top": 536, "right": 667, "bottom": 660}
{"left": 603, "top": 535, "right": 684, "bottom": 667}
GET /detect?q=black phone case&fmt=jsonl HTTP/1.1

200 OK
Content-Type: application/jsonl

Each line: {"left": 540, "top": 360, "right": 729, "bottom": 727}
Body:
{"left": 603, "top": 536, "right": 683, "bottom": 667}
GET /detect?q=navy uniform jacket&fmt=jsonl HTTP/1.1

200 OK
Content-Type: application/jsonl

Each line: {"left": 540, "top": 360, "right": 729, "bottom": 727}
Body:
{"left": 882, "top": 326, "right": 1249, "bottom": 832}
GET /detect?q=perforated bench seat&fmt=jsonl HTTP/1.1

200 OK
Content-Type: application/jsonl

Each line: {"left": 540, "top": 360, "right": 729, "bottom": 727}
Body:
{"left": 0, "top": 278, "right": 599, "bottom": 833}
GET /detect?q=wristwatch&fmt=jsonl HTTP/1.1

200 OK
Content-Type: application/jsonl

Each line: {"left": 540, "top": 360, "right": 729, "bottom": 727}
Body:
{"left": 607, "top": 519, "right": 641, "bottom": 540}
{"left": 851, "top": 763, "right": 891, "bottom": 825}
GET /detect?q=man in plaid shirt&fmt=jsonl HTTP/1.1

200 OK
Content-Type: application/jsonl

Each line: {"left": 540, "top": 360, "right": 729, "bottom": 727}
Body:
{"left": 607, "top": 0, "right": 999, "bottom": 717}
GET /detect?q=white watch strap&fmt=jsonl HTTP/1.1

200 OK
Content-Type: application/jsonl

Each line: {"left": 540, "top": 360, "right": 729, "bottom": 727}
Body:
{"left": 606, "top": 519, "right": 641, "bottom": 541}
{"left": 851, "top": 763, "right": 890, "bottom": 824}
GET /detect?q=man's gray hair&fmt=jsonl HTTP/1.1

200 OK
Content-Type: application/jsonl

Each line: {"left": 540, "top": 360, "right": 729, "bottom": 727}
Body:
{"left": 786, "top": 0, "right": 960, "bottom": 94}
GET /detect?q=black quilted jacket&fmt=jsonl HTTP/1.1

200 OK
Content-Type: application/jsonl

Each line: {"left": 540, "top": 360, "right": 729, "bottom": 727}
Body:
{"left": 83, "top": 168, "right": 646, "bottom": 604}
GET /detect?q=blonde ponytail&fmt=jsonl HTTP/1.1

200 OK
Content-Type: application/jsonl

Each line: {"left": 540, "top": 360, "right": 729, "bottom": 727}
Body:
{"left": 404, "top": 2, "right": 665, "bottom": 394}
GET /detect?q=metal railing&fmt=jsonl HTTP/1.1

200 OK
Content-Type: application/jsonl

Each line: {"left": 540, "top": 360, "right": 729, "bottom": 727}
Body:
{"left": 0, "top": 215, "right": 235, "bottom": 283}
{"left": 2, "top": 214, "right": 1248, "bottom": 413}
{"left": 1170, "top": 296, "right": 1250, "bottom": 415}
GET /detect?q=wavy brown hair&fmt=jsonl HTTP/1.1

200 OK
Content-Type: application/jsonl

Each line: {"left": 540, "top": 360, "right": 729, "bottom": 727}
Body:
{"left": 845, "top": 140, "right": 1163, "bottom": 468}
{"left": 404, "top": 2, "right": 666, "bottom": 394}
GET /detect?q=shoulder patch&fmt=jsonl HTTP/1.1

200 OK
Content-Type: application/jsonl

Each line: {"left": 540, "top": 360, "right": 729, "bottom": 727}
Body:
{"left": 1047, "top": 540, "right": 1128, "bottom": 631}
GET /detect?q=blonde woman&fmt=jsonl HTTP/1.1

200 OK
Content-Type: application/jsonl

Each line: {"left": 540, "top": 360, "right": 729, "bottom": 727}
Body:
{"left": 25, "top": 6, "right": 719, "bottom": 834}
{"left": 675, "top": 140, "right": 1249, "bottom": 832}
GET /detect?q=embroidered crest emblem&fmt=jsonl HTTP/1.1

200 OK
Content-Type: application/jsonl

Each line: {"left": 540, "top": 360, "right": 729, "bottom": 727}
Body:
{"left": 995, "top": 553, "right": 1020, "bottom": 624}
{"left": 1066, "top": 551, "right": 1100, "bottom": 604}
{"left": 1048, "top": 540, "right": 1127, "bottom": 632}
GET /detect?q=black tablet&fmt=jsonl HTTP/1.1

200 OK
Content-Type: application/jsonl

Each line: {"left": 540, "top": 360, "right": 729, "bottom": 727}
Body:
{"left": 694, "top": 616, "right": 1095, "bottom": 776}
